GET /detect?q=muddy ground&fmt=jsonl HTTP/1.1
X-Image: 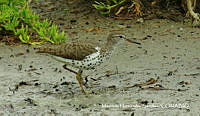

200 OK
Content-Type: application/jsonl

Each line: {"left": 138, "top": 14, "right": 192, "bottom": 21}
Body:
{"left": 0, "top": 0, "right": 200, "bottom": 115}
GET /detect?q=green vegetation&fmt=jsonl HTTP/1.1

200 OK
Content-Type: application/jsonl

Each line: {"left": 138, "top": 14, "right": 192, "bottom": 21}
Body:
{"left": 93, "top": 0, "right": 127, "bottom": 15}
{"left": 92, "top": 0, "right": 137, "bottom": 15}
{"left": 0, "top": 0, "right": 67, "bottom": 45}
{"left": 91, "top": 0, "right": 181, "bottom": 15}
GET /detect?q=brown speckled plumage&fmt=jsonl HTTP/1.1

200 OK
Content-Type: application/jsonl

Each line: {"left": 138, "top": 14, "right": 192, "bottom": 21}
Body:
{"left": 35, "top": 33, "right": 122, "bottom": 62}
{"left": 36, "top": 41, "right": 98, "bottom": 61}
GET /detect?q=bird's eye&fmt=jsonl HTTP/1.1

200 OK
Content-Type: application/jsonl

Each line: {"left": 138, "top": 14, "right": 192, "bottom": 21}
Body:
{"left": 118, "top": 35, "right": 126, "bottom": 38}
{"left": 112, "top": 34, "right": 126, "bottom": 38}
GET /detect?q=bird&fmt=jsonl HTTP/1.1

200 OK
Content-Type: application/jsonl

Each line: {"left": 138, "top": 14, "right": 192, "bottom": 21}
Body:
{"left": 35, "top": 33, "right": 140, "bottom": 94}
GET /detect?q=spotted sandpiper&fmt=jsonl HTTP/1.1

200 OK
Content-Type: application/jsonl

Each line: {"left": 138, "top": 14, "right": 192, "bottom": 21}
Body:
{"left": 35, "top": 33, "right": 140, "bottom": 93}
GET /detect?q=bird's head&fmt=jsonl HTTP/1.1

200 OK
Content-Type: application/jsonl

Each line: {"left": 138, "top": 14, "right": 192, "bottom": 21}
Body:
{"left": 107, "top": 33, "right": 140, "bottom": 46}
{"left": 106, "top": 33, "right": 126, "bottom": 45}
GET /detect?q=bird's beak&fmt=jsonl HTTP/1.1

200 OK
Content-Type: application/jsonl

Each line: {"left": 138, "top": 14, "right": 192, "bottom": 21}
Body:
{"left": 124, "top": 38, "right": 141, "bottom": 45}
{"left": 113, "top": 34, "right": 141, "bottom": 45}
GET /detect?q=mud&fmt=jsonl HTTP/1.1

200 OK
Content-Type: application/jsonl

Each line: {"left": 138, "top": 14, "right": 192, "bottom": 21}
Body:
{"left": 0, "top": 0, "right": 200, "bottom": 115}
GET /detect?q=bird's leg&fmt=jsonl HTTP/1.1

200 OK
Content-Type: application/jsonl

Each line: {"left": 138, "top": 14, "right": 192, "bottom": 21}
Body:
{"left": 76, "top": 69, "right": 86, "bottom": 94}
{"left": 63, "top": 64, "right": 78, "bottom": 75}
{"left": 63, "top": 64, "right": 86, "bottom": 94}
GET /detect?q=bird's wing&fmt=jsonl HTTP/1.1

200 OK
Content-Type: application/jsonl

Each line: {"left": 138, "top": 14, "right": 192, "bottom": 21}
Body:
{"left": 35, "top": 42, "right": 98, "bottom": 61}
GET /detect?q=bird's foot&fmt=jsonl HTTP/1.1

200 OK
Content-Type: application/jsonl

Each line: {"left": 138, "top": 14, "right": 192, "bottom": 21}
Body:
{"left": 63, "top": 65, "right": 94, "bottom": 94}
{"left": 82, "top": 74, "right": 90, "bottom": 86}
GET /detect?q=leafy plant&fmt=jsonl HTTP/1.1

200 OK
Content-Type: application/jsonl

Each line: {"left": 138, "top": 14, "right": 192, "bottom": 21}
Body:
{"left": 93, "top": 0, "right": 127, "bottom": 15}
{"left": 92, "top": 0, "right": 141, "bottom": 16}
{"left": 48, "top": 24, "right": 66, "bottom": 44}
{"left": 0, "top": 0, "right": 67, "bottom": 44}
{"left": 15, "top": 24, "right": 30, "bottom": 44}
{"left": 0, "top": 0, "right": 25, "bottom": 7}
{"left": 33, "top": 19, "right": 66, "bottom": 44}
{"left": 20, "top": 8, "right": 39, "bottom": 26}
{"left": 0, "top": 4, "right": 19, "bottom": 31}
{"left": 33, "top": 19, "right": 52, "bottom": 43}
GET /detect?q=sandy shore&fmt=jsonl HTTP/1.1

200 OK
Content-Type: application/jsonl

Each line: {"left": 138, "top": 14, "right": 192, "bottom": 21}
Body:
{"left": 0, "top": 0, "right": 200, "bottom": 115}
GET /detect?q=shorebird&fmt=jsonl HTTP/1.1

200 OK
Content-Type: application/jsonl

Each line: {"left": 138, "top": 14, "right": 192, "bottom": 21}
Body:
{"left": 35, "top": 33, "right": 140, "bottom": 94}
